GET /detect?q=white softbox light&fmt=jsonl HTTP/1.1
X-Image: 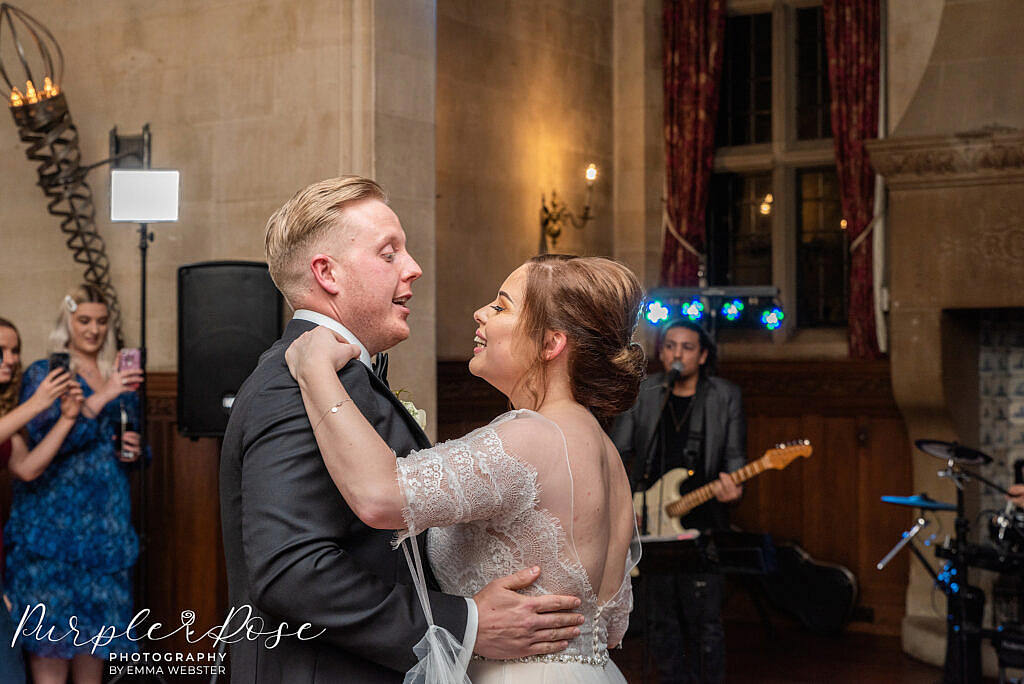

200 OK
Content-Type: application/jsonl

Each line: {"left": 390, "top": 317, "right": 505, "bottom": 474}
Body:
{"left": 110, "top": 169, "right": 180, "bottom": 222}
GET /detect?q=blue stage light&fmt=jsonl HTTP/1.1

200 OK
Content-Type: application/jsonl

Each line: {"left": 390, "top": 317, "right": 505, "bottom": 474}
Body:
{"left": 760, "top": 307, "right": 784, "bottom": 330}
{"left": 682, "top": 299, "right": 704, "bottom": 321}
{"left": 721, "top": 299, "right": 744, "bottom": 321}
{"left": 645, "top": 300, "right": 669, "bottom": 324}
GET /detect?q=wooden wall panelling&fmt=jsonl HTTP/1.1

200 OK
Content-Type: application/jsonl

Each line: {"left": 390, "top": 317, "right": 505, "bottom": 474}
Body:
{"left": 734, "top": 414, "right": 808, "bottom": 543}
{"left": 141, "top": 372, "right": 228, "bottom": 665}
{"left": 803, "top": 415, "right": 860, "bottom": 572}
{"left": 723, "top": 361, "right": 913, "bottom": 635}
{"left": 857, "top": 415, "right": 914, "bottom": 631}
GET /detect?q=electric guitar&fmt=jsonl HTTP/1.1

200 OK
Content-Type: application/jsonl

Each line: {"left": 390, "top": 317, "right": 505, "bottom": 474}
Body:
{"left": 635, "top": 440, "right": 813, "bottom": 536}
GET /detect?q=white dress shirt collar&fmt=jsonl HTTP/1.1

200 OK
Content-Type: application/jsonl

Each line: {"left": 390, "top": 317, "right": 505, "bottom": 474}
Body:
{"left": 292, "top": 309, "right": 373, "bottom": 369}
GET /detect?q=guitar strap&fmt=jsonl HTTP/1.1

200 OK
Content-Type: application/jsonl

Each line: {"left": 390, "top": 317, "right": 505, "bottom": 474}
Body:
{"left": 641, "top": 376, "right": 708, "bottom": 486}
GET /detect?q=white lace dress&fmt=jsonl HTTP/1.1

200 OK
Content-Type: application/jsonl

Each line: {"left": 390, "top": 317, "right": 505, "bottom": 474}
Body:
{"left": 395, "top": 410, "right": 640, "bottom": 684}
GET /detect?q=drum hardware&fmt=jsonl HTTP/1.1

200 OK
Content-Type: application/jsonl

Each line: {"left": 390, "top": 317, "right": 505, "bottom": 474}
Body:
{"left": 878, "top": 440, "right": 1015, "bottom": 684}
{"left": 880, "top": 494, "right": 956, "bottom": 512}
{"left": 990, "top": 460, "right": 1024, "bottom": 557}
{"left": 990, "top": 504, "right": 1024, "bottom": 555}
{"left": 877, "top": 517, "right": 930, "bottom": 571}
{"left": 991, "top": 625, "right": 1024, "bottom": 684}
{"left": 917, "top": 439, "right": 994, "bottom": 467}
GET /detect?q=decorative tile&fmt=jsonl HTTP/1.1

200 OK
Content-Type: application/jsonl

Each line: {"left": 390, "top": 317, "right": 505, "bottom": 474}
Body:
{"left": 980, "top": 313, "right": 1024, "bottom": 511}
{"left": 1010, "top": 401, "right": 1024, "bottom": 425}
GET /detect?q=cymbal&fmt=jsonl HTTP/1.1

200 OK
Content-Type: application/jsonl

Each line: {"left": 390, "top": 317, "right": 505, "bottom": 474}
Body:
{"left": 915, "top": 439, "right": 993, "bottom": 466}
{"left": 881, "top": 494, "right": 956, "bottom": 512}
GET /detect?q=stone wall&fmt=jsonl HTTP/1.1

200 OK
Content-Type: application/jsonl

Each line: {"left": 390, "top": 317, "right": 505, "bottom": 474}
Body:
{"left": 2, "top": 0, "right": 348, "bottom": 370}
{"left": 894, "top": 0, "right": 1024, "bottom": 137}
{"left": 435, "top": 0, "right": 615, "bottom": 359}
{"left": 612, "top": 0, "right": 664, "bottom": 298}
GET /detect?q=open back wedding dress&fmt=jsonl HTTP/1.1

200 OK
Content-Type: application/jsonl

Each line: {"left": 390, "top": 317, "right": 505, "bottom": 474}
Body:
{"left": 395, "top": 409, "right": 640, "bottom": 683}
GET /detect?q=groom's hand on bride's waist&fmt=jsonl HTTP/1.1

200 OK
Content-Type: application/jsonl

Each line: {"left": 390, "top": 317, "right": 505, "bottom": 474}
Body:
{"left": 471, "top": 565, "right": 584, "bottom": 659}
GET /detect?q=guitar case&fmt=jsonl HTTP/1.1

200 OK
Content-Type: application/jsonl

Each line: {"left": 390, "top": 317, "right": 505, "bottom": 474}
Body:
{"left": 755, "top": 541, "right": 858, "bottom": 634}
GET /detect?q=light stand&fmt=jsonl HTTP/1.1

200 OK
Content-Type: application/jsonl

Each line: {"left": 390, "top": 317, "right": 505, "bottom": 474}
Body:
{"left": 109, "top": 126, "right": 178, "bottom": 684}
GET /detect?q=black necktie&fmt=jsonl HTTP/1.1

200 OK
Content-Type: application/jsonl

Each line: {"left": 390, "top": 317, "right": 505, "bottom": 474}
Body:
{"left": 372, "top": 353, "right": 389, "bottom": 387}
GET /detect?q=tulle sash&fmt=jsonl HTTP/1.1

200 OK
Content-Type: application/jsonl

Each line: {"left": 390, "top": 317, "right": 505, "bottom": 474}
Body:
{"left": 400, "top": 534, "right": 471, "bottom": 684}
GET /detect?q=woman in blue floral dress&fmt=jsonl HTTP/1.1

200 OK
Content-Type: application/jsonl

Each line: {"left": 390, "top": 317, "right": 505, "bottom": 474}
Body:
{"left": 4, "top": 285, "right": 145, "bottom": 684}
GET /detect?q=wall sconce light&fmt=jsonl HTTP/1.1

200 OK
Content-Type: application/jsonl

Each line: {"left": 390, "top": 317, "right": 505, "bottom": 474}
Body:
{"left": 539, "top": 163, "right": 598, "bottom": 253}
{"left": 759, "top": 193, "right": 773, "bottom": 216}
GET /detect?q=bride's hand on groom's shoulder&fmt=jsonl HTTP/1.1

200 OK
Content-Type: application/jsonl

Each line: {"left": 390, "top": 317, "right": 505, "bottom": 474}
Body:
{"left": 285, "top": 327, "right": 361, "bottom": 380}
{"left": 472, "top": 566, "right": 584, "bottom": 660}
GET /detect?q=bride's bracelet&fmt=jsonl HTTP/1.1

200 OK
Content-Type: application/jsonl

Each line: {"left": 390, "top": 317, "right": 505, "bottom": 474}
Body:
{"left": 314, "top": 398, "right": 353, "bottom": 432}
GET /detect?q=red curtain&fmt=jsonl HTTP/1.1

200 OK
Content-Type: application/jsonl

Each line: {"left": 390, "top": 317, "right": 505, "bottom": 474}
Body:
{"left": 660, "top": 0, "right": 726, "bottom": 286}
{"left": 823, "top": 0, "right": 881, "bottom": 359}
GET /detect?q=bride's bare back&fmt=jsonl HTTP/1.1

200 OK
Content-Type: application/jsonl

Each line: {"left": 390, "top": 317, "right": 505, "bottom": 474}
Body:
{"left": 395, "top": 408, "right": 639, "bottom": 663}
{"left": 531, "top": 403, "right": 636, "bottom": 604}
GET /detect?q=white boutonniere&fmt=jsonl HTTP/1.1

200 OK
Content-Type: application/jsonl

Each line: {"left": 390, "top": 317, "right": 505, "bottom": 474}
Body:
{"left": 395, "top": 389, "right": 427, "bottom": 430}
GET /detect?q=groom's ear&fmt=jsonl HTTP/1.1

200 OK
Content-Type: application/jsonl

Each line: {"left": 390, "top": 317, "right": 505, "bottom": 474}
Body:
{"left": 542, "top": 330, "right": 567, "bottom": 361}
{"left": 310, "top": 254, "right": 341, "bottom": 295}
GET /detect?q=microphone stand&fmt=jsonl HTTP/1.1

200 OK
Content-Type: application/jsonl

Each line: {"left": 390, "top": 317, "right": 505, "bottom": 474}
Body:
{"left": 639, "top": 366, "right": 680, "bottom": 684}
{"left": 638, "top": 365, "right": 681, "bottom": 536}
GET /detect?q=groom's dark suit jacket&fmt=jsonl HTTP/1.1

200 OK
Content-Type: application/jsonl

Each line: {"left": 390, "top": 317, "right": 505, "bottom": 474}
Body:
{"left": 220, "top": 318, "right": 468, "bottom": 683}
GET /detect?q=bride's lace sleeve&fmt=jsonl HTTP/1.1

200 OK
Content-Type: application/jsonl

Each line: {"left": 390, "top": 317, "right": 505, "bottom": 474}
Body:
{"left": 396, "top": 417, "right": 538, "bottom": 534}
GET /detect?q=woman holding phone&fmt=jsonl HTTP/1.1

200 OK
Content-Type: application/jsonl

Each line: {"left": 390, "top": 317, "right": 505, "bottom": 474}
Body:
{"left": 4, "top": 286, "right": 144, "bottom": 684}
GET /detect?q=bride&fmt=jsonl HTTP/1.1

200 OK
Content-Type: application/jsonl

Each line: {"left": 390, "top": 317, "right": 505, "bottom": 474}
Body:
{"left": 285, "top": 254, "right": 645, "bottom": 683}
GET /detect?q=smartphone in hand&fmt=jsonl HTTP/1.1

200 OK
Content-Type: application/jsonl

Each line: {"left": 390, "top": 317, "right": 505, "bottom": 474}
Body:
{"left": 48, "top": 352, "right": 70, "bottom": 374}
{"left": 117, "top": 348, "right": 142, "bottom": 372}
{"left": 117, "top": 348, "right": 143, "bottom": 393}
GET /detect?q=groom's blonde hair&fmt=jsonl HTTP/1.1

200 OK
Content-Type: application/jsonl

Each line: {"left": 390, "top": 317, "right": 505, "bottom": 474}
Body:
{"left": 265, "top": 175, "right": 388, "bottom": 306}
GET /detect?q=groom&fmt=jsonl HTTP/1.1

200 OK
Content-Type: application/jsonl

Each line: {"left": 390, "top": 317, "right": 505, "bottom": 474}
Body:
{"left": 220, "top": 176, "right": 582, "bottom": 683}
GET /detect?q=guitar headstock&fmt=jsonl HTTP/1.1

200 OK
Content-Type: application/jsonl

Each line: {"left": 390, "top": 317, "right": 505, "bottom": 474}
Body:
{"left": 764, "top": 439, "right": 813, "bottom": 469}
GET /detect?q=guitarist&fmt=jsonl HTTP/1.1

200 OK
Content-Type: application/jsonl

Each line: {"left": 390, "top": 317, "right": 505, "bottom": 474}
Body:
{"left": 609, "top": 318, "right": 746, "bottom": 684}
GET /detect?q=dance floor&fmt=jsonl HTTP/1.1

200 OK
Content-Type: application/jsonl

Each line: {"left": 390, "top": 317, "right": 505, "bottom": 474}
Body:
{"left": 617, "top": 620, "right": 951, "bottom": 683}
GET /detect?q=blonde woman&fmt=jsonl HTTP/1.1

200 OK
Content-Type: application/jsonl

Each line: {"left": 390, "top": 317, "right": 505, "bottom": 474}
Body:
{"left": 4, "top": 286, "right": 144, "bottom": 684}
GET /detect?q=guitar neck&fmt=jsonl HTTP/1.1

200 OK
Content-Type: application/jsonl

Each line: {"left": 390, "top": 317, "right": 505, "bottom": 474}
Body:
{"left": 665, "top": 457, "right": 768, "bottom": 517}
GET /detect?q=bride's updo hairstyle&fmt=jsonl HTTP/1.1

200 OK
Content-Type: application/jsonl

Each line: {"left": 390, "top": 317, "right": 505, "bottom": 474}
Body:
{"left": 515, "top": 254, "right": 646, "bottom": 418}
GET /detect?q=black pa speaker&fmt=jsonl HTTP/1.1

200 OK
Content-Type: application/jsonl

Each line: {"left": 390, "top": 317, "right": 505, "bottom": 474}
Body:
{"left": 177, "top": 261, "right": 282, "bottom": 437}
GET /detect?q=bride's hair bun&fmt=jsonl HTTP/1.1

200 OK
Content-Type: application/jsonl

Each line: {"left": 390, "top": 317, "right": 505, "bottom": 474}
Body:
{"left": 612, "top": 342, "right": 646, "bottom": 378}
{"left": 516, "top": 255, "right": 646, "bottom": 418}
